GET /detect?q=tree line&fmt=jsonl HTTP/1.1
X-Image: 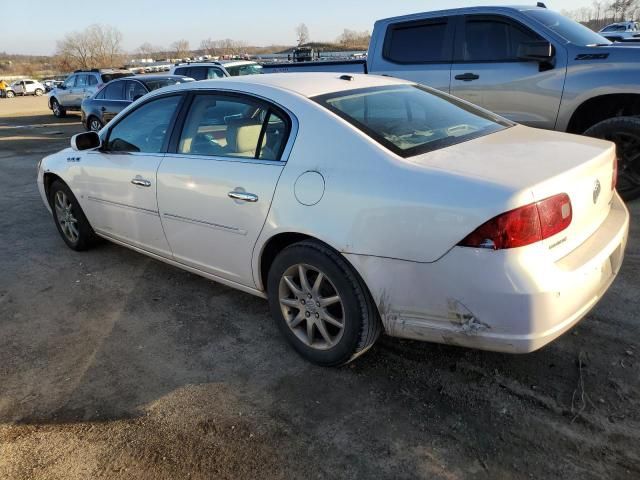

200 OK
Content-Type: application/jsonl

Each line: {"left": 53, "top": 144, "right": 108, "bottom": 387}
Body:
{"left": 562, "top": 0, "right": 640, "bottom": 29}
{"left": 52, "top": 23, "right": 371, "bottom": 70}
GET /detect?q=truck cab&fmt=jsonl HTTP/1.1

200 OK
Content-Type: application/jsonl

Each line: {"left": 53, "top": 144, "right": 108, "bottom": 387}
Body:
{"left": 368, "top": 5, "right": 640, "bottom": 199}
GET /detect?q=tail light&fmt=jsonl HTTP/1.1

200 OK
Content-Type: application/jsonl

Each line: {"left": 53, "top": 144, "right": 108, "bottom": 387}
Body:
{"left": 612, "top": 157, "right": 618, "bottom": 191}
{"left": 458, "top": 193, "right": 572, "bottom": 250}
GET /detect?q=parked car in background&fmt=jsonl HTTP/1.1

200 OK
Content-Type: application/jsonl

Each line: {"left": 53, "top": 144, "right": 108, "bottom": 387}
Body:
{"left": 43, "top": 80, "right": 63, "bottom": 92}
{"left": 48, "top": 68, "right": 133, "bottom": 118}
{"left": 170, "top": 60, "right": 263, "bottom": 79}
{"left": 37, "top": 73, "right": 629, "bottom": 366}
{"left": 261, "top": 5, "right": 640, "bottom": 200}
{"left": 81, "top": 75, "right": 194, "bottom": 131}
{"left": 598, "top": 21, "right": 640, "bottom": 41}
{"left": 5, "top": 79, "right": 45, "bottom": 97}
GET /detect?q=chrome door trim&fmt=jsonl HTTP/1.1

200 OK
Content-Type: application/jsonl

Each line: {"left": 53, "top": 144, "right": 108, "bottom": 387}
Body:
{"left": 87, "top": 196, "right": 159, "bottom": 216}
{"left": 162, "top": 212, "right": 247, "bottom": 235}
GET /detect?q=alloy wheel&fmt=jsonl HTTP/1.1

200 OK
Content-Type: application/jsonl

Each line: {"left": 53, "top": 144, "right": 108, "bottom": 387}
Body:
{"left": 54, "top": 190, "right": 79, "bottom": 243}
{"left": 90, "top": 119, "right": 102, "bottom": 132}
{"left": 278, "top": 263, "right": 345, "bottom": 350}
{"left": 609, "top": 131, "right": 640, "bottom": 196}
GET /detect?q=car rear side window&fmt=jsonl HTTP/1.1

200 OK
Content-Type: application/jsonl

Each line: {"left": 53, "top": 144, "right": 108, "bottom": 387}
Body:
{"left": 314, "top": 85, "right": 511, "bottom": 158}
{"left": 462, "top": 16, "right": 543, "bottom": 62}
{"left": 177, "top": 94, "right": 289, "bottom": 160}
{"left": 106, "top": 95, "right": 182, "bottom": 153}
{"left": 384, "top": 19, "right": 450, "bottom": 63}
{"left": 88, "top": 75, "right": 98, "bottom": 86}
{"left": 104, "top": 81, "right": 124, "bottom": 100}
{"left": 124, "top": 80, "right": 147, "bottom": 101}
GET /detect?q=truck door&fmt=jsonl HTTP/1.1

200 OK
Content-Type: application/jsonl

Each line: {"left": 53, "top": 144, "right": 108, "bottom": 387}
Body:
{"left": 369, "top": 16, "right": 455, "bottom": 92}
{"left": 450, "top": 14, "right": 566, "bottom": 130}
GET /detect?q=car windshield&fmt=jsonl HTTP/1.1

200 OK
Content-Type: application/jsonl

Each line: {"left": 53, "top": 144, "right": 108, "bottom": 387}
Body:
{"left": 101, "top": 72, "right": 134, "bottom": 83}
{"left": 142, "top": 77, "right": 194, "bottom": 91}
{"left": 525, "top": 9, "right": 611, "bottom": 45}
{"left": 225, "top": 63, "right": 263, "bottom": 76}
{"left": 314, "top": 85, "right": 511, "bottom": 158}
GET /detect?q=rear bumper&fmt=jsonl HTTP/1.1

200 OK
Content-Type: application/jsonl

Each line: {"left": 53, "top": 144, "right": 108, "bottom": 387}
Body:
{"left": 346, "top": 193, "right": 629, "bottom": 353}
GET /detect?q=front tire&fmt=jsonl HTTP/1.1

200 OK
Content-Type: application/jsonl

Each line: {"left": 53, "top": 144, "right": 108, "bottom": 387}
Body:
{"left": 267, "top": 240, "right": 381, "bottom": 366}
{"left": 51, "top": 98, "right": 66, "bottom": 118}
{"left": 49, "top": 180, "right": 97, "bottom": 251}
{"left": 88, "top": 116, "right": 103, "bottom": 132}
{"left": 5, "top": 90, "right": 14, "bottom": 98}
{"left": 584, "top": 116, "right": 640, "bottom": 201}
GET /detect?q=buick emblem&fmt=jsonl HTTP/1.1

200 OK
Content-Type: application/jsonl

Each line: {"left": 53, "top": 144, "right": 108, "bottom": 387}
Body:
{"left": 593, "top": 179, "right": 601, "bottom": 204}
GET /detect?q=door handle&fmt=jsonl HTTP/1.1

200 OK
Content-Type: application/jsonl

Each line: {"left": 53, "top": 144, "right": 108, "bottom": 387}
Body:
{"left": 228, "top": 191, "right": 258, "bottom": 202}
{"left": 454, "top": 73, "right": 480, "bottom": 81}
{"left": 101, "top": 106, "right": 106, "bottom": 112}
{"left": 131, "top": 177, "right": 151, "bottom": 187}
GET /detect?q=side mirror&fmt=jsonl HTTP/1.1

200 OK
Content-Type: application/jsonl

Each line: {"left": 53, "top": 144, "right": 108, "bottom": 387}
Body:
{"left": 71, "top": 131, "right": 101, "bottom": 151}
{"left": 58, "top": 84, "right": 66, "bottom": 90}
{"left": 517, "top": 41, "right": 554, "bottom": 61}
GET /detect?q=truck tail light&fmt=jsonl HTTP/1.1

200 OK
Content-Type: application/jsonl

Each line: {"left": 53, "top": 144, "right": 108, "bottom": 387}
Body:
{"left": 458, "top": 193, "right": 572, "bottom": 250}
{"left": 612, "top": 157, "right": 618, "bottom": 191}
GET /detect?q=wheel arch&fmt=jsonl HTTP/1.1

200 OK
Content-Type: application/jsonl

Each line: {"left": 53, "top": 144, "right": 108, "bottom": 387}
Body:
{"left": 43, "top": 172, "right": 65, "bottom": 205}
{"left": 566, "top": 93, "right": 640, "bottom": 134}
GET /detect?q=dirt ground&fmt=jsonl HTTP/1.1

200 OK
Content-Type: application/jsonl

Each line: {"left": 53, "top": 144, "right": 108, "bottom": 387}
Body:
{"left": 0, "top": 95, "right": 639, "bottom": 480}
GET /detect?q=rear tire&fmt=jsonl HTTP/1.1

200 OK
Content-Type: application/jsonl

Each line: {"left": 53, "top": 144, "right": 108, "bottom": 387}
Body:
{"left": 267, "top": 240, "right": 381, "bottom": 366}
{"left": 49, "top": 180, "right": 97, "bottom": 251}
{"left": 51, "top": 98, "right": 66, "bottom": 118}
{"left": 34, "top": 88, "right": 43, "bottom": 96}
{"left": 584, "top": 116, "right": 640, "bottom": 201}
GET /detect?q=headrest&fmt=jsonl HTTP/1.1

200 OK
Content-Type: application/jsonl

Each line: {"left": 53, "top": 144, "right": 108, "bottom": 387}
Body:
{"left": 226, "top": 123, "right": 265, "bottom": 154}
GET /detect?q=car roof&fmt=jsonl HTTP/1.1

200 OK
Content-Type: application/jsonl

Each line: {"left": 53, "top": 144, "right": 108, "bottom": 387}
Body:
{"left": 169, "top": 72, "right": 411, "bottom": 98}
{"left": 377, "top": 5, "right": 546, "bottom": 24}
{"left": 130, "top": 74, "right": 191, "bottom": 82}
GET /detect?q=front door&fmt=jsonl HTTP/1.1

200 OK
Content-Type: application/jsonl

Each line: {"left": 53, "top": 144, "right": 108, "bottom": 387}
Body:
{"left": 157, "top": 92, "right": 291, "bottom": 287}
{"left": 450, "top": 14, "right": 566, "bottom": 130}
{"left": 77, "top": 94, "right": 184, "bottom": 256}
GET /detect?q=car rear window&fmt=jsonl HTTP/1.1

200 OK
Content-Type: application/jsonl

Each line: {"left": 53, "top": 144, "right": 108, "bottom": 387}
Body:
{"left": 313, "top": 85, "right": 511, "bottom": 158}
{"left": 101, "top": 72, "right": 133, "bottom": 83}
{"left": 224, "top": 64, "right": 263, "bottom": 76}
{"left": 142, "top": 77, "right": 193, "bottom": 91}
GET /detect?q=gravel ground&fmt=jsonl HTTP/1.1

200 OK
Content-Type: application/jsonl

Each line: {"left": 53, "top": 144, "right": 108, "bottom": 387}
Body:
{"left": 0, "top": 96, "right": 639, "bottom": 479}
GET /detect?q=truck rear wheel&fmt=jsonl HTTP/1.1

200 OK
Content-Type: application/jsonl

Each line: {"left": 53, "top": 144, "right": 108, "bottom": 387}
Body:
{"left": 584, "top": 116, "right": 640, "bottom": 201}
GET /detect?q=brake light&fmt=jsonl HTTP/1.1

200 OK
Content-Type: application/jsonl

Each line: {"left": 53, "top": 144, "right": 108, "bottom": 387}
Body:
{"left": 612, "top": 157, "right": 618, "bottom": 191}
{"left": 458, "top": 193, "right": 572, "bottom": 250}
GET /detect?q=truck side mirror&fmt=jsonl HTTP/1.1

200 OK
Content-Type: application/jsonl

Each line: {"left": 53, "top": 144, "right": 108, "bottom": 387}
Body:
{"left": 71, "top": 131, "right": 101, "bottom": 151}
{"left": 517, "top": 41, "right": 554, "bottom": 61}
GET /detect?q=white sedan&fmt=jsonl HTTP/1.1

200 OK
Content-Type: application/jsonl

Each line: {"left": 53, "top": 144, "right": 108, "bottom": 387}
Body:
{"left": 37, "top": 73, "right": 629, "bottom": 366}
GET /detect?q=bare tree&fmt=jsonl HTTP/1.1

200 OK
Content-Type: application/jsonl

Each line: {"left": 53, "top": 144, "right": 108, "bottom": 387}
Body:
{"left": 200, "top": 38, "right": 216, "bottom": 55}
{"left": 55, "top": 24, "right": 123, "bottom": 69}
{"left": 171, "top": 39, "right": 190, "bottom": 58}
{"left": 337, "top": 29, "right": 371, "bottom": 49}
{"left": 295, "top": 23, "right": 309, "bottom": 46}
{"left": 137, "top": 42, "right": 161, "bottom": 59}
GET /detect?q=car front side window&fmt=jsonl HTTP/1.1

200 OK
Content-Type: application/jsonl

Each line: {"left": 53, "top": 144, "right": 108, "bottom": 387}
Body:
{"left": 106, "top": 95, "right": 182, "bottom": 154}
{"left": 63, "top": 76, "right": 76, "bottom": 88}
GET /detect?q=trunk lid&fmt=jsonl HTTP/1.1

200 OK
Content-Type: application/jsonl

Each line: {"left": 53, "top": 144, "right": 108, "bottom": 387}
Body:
{"left": 410, "top": 125, "right": 616, "bottom": 260}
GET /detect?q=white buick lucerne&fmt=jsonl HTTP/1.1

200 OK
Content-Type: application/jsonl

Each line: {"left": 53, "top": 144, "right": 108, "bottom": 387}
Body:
{"left": 37, "top": 73, "right": 629, "bottom": 366}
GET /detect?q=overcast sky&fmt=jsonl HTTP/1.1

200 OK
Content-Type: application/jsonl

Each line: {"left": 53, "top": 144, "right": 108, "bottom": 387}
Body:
{"left": 4, "top": 1, "right": 592, "bottom": 55}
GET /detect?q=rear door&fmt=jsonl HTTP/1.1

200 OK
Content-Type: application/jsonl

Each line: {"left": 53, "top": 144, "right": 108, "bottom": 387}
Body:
{"left": 156, "top": 92, "right": 292, "bottom": 287}
{"left": 450, "top": 14, "right": 566, "bottom": 129}
{"left": 369, "top": 16, "right": 455, "bottom": 92}
{"left": 99, "top": 81, "right": 130, "bottom": 123}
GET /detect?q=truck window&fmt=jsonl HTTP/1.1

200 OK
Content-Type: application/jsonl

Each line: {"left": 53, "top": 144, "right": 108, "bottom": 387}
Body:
{"left": 384, "top": 19, "right": 450, "bottom": 63}
{"left": 524, "top": 9, "right": 610, "bottom": 46}
{"left": 462, "top": 17, "right": 542, "bottom": 62}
